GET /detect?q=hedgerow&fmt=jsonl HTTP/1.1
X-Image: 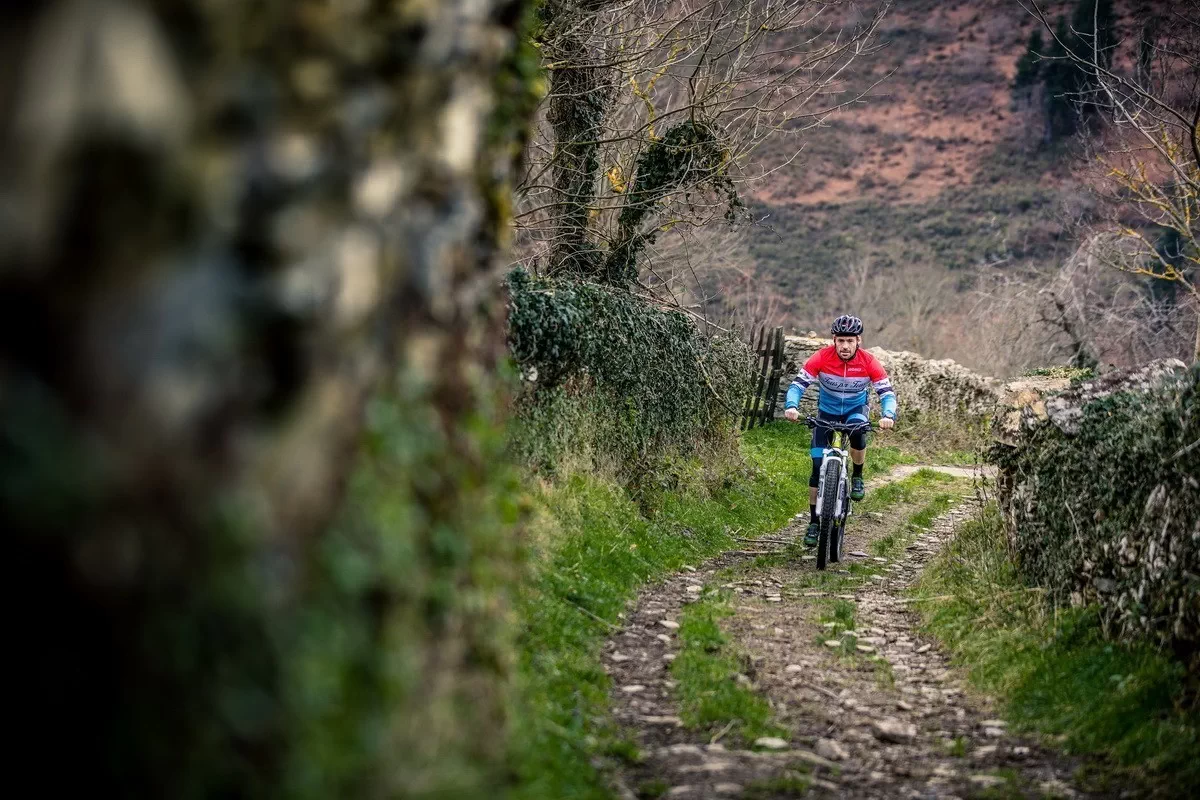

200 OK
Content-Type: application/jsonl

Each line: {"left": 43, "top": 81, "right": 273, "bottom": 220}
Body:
{"left": 992, "top": 363, "right": 1200, "bottom": 662}
{"left": 506, "top": 268, "right": 753, "bottom": 482}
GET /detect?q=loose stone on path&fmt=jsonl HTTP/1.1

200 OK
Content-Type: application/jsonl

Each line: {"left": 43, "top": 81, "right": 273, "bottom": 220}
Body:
{"left": 602, "top": 468, "right": 1089, "bottom": 800}
{"left": 815, "top": 738, "right": 850, "bottom": 761}
{"left": 872, "top": 718, "right": 917, "bottom": 744}
{"left": 753, "top": 737, "right": 788, "bottom": 750}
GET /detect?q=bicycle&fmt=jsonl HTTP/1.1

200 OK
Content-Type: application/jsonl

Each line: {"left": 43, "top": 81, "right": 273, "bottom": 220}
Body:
{"left": 804, "top": 416, "right": 874, "bottom": 570}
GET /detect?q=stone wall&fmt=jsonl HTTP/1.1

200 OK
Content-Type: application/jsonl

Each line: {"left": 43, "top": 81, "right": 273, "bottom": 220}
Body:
{"left": 771, "top": 335, "right": 1002, "bottom": 420}
{"left": 990, "top": 359, "right": 1200, "bottom": 658}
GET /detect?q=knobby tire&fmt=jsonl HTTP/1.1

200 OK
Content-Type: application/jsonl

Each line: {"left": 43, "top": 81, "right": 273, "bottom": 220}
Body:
{"left": 817, "top": 459, "right": 840, "bottom": 570}
{"left": 831, "top": 517, "right": 844, "bottom": 564}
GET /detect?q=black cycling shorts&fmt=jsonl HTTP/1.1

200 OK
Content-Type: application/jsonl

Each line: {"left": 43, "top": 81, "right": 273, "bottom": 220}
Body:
{"left": 810, "top": 404, "right": 870, "bottom": 456}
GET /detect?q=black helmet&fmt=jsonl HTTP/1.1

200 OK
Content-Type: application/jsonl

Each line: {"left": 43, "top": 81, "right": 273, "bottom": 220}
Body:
{"left": 831, "top": 314, "right": 863, "bottom": 336}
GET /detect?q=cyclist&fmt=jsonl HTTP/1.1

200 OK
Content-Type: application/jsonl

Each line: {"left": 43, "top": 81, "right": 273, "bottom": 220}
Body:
{"left": 782, "top": 315, "right": 898, "bottom": 547}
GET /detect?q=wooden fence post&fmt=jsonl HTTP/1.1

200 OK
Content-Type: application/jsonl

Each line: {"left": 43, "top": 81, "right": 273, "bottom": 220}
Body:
{"left": 740, "top": 324, "right": 765, "bottom": 430}
{"left": 745, "top": 326, "right": 772, "bottom": 430}
{"left": 761, "top": 327, "right": 784, "bottom": 424}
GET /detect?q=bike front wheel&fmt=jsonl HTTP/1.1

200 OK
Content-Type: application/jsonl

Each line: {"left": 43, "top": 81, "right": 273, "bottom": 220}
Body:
{"left": 816, "top": 460, "right": 841, "bottom": 570}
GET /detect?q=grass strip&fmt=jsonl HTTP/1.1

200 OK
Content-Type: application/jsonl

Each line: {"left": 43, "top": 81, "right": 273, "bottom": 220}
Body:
{"left": 508, "top": 423, "right": 818, "bottom": 798}
{"left": 671, "top": 593, "right": 785, "bottom": 745}
{"left": 508, "top": 428, "right": 963, "bottom": 798}
{"left": 912, "top": 504, "right": 1200, "bottom": 797}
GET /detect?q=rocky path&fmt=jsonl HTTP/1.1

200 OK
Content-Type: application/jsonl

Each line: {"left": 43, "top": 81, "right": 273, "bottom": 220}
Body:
{"left": 603, "top": 467, "right": 1089, "bottom": 799}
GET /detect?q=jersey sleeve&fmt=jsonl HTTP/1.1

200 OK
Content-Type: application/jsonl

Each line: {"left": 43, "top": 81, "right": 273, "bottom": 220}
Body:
{"left": 865, "top": 352, "right": 898, "bottom": 417}
{"left": 785, "top": 351, "right": 823, "bottom": 409}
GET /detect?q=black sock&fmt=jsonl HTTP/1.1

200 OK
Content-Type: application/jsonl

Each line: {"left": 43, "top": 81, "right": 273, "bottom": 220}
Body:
{"left": 809, "top": 505, "right": 817, "bottom": 524}
{"left": 852, "top": 462, "right": 863, "bottom": 479}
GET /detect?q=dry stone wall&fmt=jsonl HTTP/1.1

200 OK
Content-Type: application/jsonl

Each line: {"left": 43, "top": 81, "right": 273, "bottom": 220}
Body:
{"left": 771, "top": 335, "right": 1002, "bottom": 420}
{"left": 990, "top": 359, "right": 1200, "bottom": 659}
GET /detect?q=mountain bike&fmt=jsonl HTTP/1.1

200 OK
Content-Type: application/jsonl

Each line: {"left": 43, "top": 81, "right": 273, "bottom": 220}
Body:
{"left": 805, "top": 416, "right": 874, "bottom": 570}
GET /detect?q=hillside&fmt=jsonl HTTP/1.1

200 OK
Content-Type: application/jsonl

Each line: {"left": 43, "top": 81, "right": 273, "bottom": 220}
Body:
{"left": 742, "top": 0, "right": 1165, "bottom": 373}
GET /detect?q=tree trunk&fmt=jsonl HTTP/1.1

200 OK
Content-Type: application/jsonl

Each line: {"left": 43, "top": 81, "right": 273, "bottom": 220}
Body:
{"left": 0, "top": 0, "right": 533, "bottom": 795}
{"left": 542, "top": 0, "right": 618, "bottom": 280}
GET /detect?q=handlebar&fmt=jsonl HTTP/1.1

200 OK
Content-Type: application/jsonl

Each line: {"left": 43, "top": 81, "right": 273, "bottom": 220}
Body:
{"left": 802, "top": 415, "right": 874, "bottom": 434}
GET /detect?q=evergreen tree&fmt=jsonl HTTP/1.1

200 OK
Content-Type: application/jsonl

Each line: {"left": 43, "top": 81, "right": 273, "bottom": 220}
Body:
{"left": 1032, "top": 0, "right": 1118, "bottom": 143}
{"left": 1014, "top": 28, "right": 1045, "bottom": 92}
{"left": 1069, "top": 0, "right": 1116, "bottom": 72}
{"left": 1042, "top": 17, "right": 1081, "bottom": 140}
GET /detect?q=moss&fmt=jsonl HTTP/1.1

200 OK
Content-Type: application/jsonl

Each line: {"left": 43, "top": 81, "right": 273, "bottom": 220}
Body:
{"left": 0, "top": 1, "right": 540, "bottom": 796}
{"left": 281, "top": 374, "right": 523, "bottom": 798}
{"left": 1021, "top": 365, "right": 1095, "bottom": 382}
{"left": 606, "top": 120, "right": 741, "bottom": 284}
{"left": 914, "top": 504, "right": 1200, "bottom": 795}
{"left": 994, "top": 364, "right": 1200, "bottom": 658}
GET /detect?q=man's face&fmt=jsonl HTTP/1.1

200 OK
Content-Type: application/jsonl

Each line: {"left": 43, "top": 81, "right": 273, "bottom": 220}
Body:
{"left": 834, "top": 335, "right": 860, "bottom": 360}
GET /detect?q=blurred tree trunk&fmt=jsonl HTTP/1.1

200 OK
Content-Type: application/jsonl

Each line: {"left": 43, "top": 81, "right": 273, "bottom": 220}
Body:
{"left": 0, "top": 0, "right": 534, "bottom": 796}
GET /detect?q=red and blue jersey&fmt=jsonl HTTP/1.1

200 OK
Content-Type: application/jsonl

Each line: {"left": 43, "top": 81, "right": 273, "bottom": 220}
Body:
{"left": 784, "top": 346, "right": 898, "bottom": 419}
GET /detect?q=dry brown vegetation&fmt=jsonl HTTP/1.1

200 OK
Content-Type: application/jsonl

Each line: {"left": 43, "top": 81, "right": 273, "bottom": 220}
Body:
{"left": 726, "top": 0, "right": 1196, "bottom": 375}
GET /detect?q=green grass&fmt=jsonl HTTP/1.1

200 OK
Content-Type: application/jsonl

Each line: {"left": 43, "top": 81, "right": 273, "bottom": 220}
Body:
{"left": 507, "top": 423, "right": 970, "bottom": 799}
{"left": 602, "top": 737, "right": 643, "bottom": 765}
{"left": 792, "top": 564, "right": 860, "bottom": 593}
{"left": 743, "top": 768, "right": 812, "bottom": 798}
{"left": 913, "top": 504, "right": 1200, "bottom": 797}
{"left": 880, "top": 411, "right": 989, "bottom": 465}
{"left": 872, "top": 654, "right": 896, "bottom": 689}
{"left": 671, "top": 594, "right": 785, "bottom": 745}
{"left": 909, "top": 492, "right": 956, "bottom": 529}
{"left": 872, "top": 489, "right": 959, "bottom": 557}
{"left": 869, "top": 531, "right": 902, "bottom": 558}
{"left": 508, "top": 424, "right": 816, "bottom": 799}
{"left": 858, "top": 467, "right": 956, "bottom": 514}
{"left": 974, "top": 768, "right": 1026, "bottom": 800}
{"left": 635, "top": 779, "right": 669, "bottom": 798}
{"left": 822, "top": 599, "right": 857, "bottom": 630}
{"left": 814, "top": 599, "right": 861, "bottom": 657}
{"left": 788, "top": 470, "right": 967, "bottom": 591}
{"left": 743, "top": 422, "right": 916, "bottom": 483}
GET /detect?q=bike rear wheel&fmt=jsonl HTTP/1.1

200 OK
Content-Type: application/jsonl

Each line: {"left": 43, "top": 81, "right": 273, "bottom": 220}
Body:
{"left": 817, "top": 460, "right": 841, "bottom": 570}
{"left": 830, "top": 515, "right": 844, "bottom": 563}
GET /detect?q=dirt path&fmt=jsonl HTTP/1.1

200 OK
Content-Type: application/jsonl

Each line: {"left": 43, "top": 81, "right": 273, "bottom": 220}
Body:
{"left": 603, "top": 466, "right": 1089, "bottom": 799}
{"left": 883, "top": 464, "right": 988, "bottom": 482}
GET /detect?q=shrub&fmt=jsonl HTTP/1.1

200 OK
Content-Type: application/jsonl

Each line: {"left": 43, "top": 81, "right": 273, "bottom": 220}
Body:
{"left": 506, "top": 269, "right": 753, "bottom": 483}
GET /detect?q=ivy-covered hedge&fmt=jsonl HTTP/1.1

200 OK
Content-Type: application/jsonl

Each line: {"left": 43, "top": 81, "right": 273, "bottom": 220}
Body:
{"left": 992, "top": 362, "right": 1200, "bottom": 661}
{"left": 506, "top": 269, "right": 753, "bottom": 479}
